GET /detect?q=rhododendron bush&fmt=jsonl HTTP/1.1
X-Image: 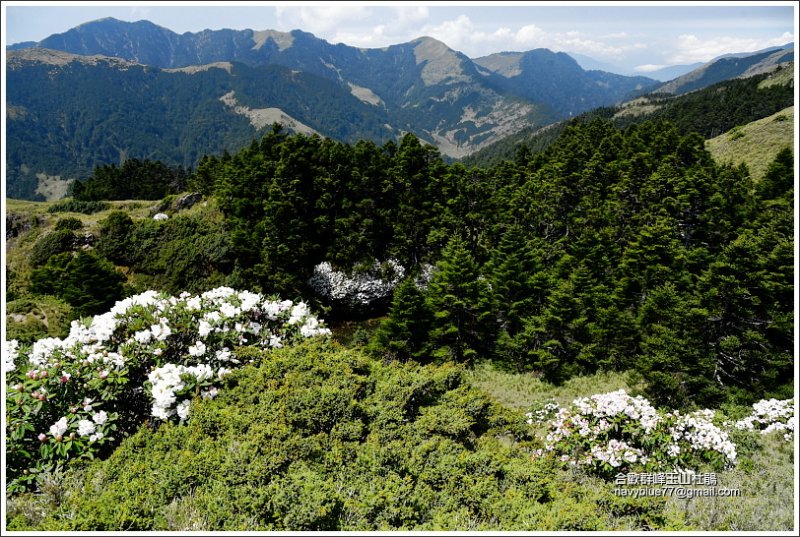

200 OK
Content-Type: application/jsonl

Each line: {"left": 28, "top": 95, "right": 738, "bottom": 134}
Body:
{"left": 4, "top": 287, "right": 330, "bottom": 492}
{"left": 529, "top": 390, "right": 738, "bottom": 476}
{"left": 735, "top": 398, "right": 795, "bottom": 441}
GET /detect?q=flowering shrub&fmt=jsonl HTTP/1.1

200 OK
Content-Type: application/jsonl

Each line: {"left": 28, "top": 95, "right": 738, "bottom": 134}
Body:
{"left": 535, "top": 390, "right": 737, "bottom": 476}
{"left": 735, "top": 398, "right": 795, "bottom": 441}
{"left": 524, "top": 399, "right": 560, "bottom": 425}
{"left": 308, "top": 259, "right": 405, "bottom": 311}
{"left": 5, "top": 287, "right": 330, "bottom": 492}
{"left": 4, "top": 339, "right": 19, "bottom": 373}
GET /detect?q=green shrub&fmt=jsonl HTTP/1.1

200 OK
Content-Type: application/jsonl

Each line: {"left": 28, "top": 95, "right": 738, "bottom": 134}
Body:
{"left": 96, "top": 211, "right": 134, "bottom": 265}
{"left": 53, "top": 217, "right": 84, "bottom": 231}
{"left": 10, "top": 340, "right": 687, "bottom": 531}
{"left": 29, "top": 251, "right": 125, "bottom": 316}
{"left": 47, "top": 200, "right": 110, "bottom": 215}
{"left": 5, "top": 296, "right": 74, "bottom": 344}
{"left": 29, "top": 229, "right": 76, "bottom": 266}
{"left": 727, "top": 126, "right": 745, "bottom": 141}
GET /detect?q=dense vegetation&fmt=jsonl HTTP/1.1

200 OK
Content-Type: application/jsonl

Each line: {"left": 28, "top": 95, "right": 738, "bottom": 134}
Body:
{"left": 6, "top": 58, "right": 395, "bottom": 200}
{"left": 69, "top": 159, "right": 191, "bottom": 201}
{"left": 7, "top": 339, "right": 696, "bottom": 531}
{"left": 9, "top": 117, "right": 793, "bottom": 412}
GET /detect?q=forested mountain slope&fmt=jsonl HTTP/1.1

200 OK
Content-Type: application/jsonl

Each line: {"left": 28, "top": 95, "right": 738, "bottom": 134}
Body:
{"left": 7, "top": 17, "right": 663, "bottom": 200}
{"left": 463, "top": 64, "right": 794, "bottom": 169}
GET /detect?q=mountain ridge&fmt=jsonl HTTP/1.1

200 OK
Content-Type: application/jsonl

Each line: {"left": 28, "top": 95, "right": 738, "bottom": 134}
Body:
{"left": 7, "top": 17, "right": 791, "bottom": 201}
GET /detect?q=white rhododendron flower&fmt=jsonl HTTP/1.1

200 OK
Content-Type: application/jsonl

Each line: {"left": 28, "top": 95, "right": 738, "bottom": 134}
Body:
{"left": 735, "top": 398, "right": 795, "bottom": 441}
{"left": 12, "top": 287, "right": 332, "bottom": 430}
{"left": 77, "top": 419, "right": 96, "bottom": 437}
{"left": 188, "top": 341, "right": 207, "bottom": 357}
{"left": 49, "top": 417, "right": 68, "bottom": 438}
{"left": 538, "top": 389, "right": 737, "bottom": 473}
{"left": 176, "top": 400, "right": 191, "bottom": 421}
{"left": 4, "top": 339, "right": 20, "bottom": 373}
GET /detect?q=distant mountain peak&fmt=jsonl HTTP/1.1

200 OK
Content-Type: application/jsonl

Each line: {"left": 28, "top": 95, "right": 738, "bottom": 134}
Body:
{"left": 411, "top": 36, "right": 469, "bottom": 86}
{"left": 251, "top": 29, "right": 294, "bottom": 51}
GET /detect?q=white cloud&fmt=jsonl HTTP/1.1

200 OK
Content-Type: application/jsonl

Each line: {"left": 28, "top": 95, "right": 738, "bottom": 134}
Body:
{"left": 275, "top": 5, "right": 372, "bottom": 34}
{"left": 633, "top": 64, "right": 669, "bottom": 72}
{"left": 416, "top": 15, "right": 644, "bottom": 59}
{"left": 129, "top": 7, "right": 152, "bottom": 19}
{"left": 670, "top": 31, "right": 794, "bottom": 63}
{"left": 394, "top": 5, "right": 429, "bottom": 26}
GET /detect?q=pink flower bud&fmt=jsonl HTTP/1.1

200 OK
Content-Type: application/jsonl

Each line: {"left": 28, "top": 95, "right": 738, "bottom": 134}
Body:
{"left": 38, "top": 433, "right": 47, "bottom": 442}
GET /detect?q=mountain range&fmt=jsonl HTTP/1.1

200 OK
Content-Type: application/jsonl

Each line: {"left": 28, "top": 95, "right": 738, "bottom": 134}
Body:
{"left": 4, "top": 17, "right": 794, "bottom": 200}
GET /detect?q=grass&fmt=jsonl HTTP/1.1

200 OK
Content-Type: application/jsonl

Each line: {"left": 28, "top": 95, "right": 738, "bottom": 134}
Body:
{"left": 664, "top": 431, "right": 795, "bottom": 531}
{"left": 705, "top": 105, "right": 794, "bottom": 182}
{"left": 757, "top": 62, "right": 794, "bottom": 89}
{"left": 466, "top": 361, "right": 640, "bottom": 410}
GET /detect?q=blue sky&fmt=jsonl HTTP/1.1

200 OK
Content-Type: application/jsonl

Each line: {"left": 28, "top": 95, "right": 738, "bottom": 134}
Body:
{"left": 3, "top": 2, "right": 796, "bottom": 72}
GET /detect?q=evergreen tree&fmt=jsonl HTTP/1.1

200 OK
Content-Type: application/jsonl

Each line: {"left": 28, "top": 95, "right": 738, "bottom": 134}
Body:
{"left": 30, "top": 251, "right": 126, "bottom": 317}
{"left": 756, "top": 147, "right": 793, "bottom": 201}
{"left": 426, "top": 236, "right": 496, "bottom": 364}
{"left": 369, "top": 278, "right": 433, "bottom": 362}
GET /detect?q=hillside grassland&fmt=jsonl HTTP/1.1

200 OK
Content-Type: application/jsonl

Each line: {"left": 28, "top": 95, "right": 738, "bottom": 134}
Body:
{"left": 706, "top": 106, "right": 795, "bottom": 182}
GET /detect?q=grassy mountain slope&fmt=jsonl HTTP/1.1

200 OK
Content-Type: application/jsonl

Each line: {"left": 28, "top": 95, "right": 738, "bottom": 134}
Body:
{"left": 706, "top": 106, "right": 794, "bottom": 182}
{"left": 655, "top": 47, "right": 793, "bottom": 95}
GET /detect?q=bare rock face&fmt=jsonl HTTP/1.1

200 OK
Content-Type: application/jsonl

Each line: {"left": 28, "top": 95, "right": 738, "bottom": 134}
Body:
{"left": 76, "top": 232, "right": 97, "bottom": 249}
{"left": 6, "top": 213, "right": 41, "bottom": 239}
{"left": 174, "top": 192, "right": 202, "bottom": 212}
{"left": 308, "top": 259, "right": 406, "bottom": 315}
{"left": 150, "top": 192, "right": 202, "bottom": 215}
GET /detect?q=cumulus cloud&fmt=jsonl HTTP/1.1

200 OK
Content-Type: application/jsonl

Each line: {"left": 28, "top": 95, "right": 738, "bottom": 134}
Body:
{"left": 417, "top": 15, "right": 643, "bottom": 59}
{"left": 326, "top": 6, "right": 433, "bottom": 49}
{"left": 275, "top": 4, "right": 372, "bottom": 34}
{"left": 670, "top": 31, "right": 794, "bottom": 63}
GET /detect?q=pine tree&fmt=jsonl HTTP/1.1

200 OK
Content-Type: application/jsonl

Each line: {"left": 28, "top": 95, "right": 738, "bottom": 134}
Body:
{"left": 426, "top": 235, "right": 496, "bottom": 363}
{"left": 369, "top": 278, "right": 433, "bottom": 362}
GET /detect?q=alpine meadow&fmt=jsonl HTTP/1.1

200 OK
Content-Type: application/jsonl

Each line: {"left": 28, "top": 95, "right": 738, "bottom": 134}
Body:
{"left": 3, "top": 7, "right": 797, "bottom": 533}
